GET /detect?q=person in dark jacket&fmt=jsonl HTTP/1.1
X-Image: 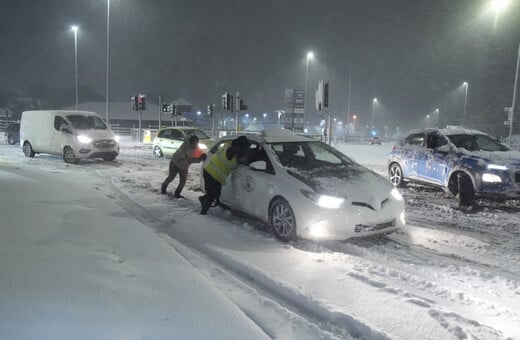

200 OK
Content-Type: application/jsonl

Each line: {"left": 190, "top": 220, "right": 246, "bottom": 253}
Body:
{"left": 161, "top": 135, "right": 206, "bottom": 198}
{"left": 199, "top": 135, "right": 249, "bottom": 214}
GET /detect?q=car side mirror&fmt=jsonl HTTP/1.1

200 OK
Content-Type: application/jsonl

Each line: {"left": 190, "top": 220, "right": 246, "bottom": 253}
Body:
{"left": 435, "top": 144, "right": 451, "bottom": 153}
{"left": 249, "top": 160, "right": 267, "bottom": 171}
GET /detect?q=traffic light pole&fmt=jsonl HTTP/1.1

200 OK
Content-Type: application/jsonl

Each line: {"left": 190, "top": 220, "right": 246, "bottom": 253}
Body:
{"left": 138, "top": 110, "right": 142, "bottom": 143}
{"left": 158, "top": 96, "right": 162, "bottom": 128}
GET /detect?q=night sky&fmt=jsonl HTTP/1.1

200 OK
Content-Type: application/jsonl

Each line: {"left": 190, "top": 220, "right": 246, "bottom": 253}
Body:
{"left": 1, "top": 0, "right": 519, "bottom": 132}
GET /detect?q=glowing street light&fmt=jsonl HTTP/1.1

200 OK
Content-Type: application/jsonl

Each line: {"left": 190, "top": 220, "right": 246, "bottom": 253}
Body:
{"left": 263, "top": 112, "right": 267, "bottom": 121}
{"left": 370, "top": 98, "right": 378, "bottom": 130}
{"left": 71, "top": 25, "right": 79, "bottom": 110}
{"left": 303, "top": 51, "right": 314, "bottom": 123}
{"left": 490, "top": 0, "right": 510, "bottom": 13}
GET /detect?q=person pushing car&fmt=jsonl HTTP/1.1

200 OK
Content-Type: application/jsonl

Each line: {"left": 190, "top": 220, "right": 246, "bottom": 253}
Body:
{"left": 161, "top": 135, "right": 206, "bottom": 198}
{"left": 199, "top": 135, "right": 249, "bottom": 215}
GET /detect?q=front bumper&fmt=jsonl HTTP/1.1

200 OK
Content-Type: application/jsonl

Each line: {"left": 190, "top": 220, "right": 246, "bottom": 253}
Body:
{"left": 74, "top": 141, "right": 120, "bottom": 160}
{"left": 476, "top": 169, "right": 520, "bottom": 199}
{"left": 295, "top": 198, "right": 406, "bottom": 240}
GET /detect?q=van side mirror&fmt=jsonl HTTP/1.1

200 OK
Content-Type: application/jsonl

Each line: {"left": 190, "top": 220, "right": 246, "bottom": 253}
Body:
{"left": 60, "top": 124, "right": 72, "bottom": 134}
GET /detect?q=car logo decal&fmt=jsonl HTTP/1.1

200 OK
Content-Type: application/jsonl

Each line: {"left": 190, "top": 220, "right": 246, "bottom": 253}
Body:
{"left": 242, "top": 175, "right": 256, "bottom": 192}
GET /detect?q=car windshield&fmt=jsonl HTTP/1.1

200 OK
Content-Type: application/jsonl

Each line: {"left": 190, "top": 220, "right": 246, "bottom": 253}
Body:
{"left": 66, "top": 115, "right": 107, "bottom": 130}
{"left": 185, "top": 129, "right": 210, "bottom": 139}
{"left": 447, "top": 134, "right": 510, "bottom": 152}
{"left": 269, "top": 141, "right": 355, "bottom": 171}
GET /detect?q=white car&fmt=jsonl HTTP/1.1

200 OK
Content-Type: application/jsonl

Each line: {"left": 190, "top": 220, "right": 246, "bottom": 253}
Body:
{"left": 201, "top": 129, "right": 406, "bottom": 241}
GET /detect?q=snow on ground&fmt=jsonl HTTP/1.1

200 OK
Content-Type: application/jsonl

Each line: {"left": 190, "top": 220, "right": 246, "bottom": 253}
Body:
{"left": 1, "top": 139, "right": 519, "bottom": 339}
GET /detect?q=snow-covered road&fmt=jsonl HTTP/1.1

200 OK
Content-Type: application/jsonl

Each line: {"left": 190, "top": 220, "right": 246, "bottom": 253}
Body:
{"left": 1, "top": 141, "right": 519, "bottom": 339}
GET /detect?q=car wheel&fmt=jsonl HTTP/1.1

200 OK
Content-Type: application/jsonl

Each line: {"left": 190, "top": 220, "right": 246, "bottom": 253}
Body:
{"left": 270, "top": 197, "right": 297, "bottom": 242}
{"left": 457, "top": 173, "right": 474, "bottom": 207}
{"left": 102, "top": 155, "right": 117, "bottom": 161}
{"left": 7, "top": 135, "right": 15, "bottom": 145}
{"left": 23, "top": 142, "right": 35, "bottom": 158}
{"left": 63, "top": 146, "right": 79, "bottom": 164}
{"left": 389, "top": 163, "right": 405, "bottom": 187}
{"left": 153, "top": 146, "right": 163, "bottom": 158}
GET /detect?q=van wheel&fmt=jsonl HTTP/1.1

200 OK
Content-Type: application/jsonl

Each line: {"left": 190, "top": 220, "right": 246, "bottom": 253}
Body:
{"left": 63, "top": 147, "right": 79, "bottom": 164}
{"left": 23, "top": 142, "right": 35, "bottom": 158}
{"left": 270, "top": 197, "right": 297, "bottom": 242}
{"left": 102, "top": 155, "right": 117, "bottom": 161}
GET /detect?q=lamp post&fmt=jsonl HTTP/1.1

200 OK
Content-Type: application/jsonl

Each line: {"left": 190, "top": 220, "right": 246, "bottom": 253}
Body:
{"left": 462, "top": 82, "right": 469, "bottom": 126}
{"left": 508, "top": 43, "right": 520, "bottom": 147}
{"left": 370, "top": 98, "right": 378, "bottom": 132}
{"left": 105, "top": 0, "right": 110, "bottom": 124}
{"left": 71, "top": 26, "right": 79, "bottom": 110}
{"left": 303, "top": 51, "right": 314, "bottom": 123}
{"left": 352, "top": 115, "right": 357, "bottom": 136}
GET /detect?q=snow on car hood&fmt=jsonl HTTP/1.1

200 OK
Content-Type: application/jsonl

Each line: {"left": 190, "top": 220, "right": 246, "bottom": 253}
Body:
{"left": 456, "top": 148, "right": 520, "bottom": 168}
{"left": 289, "top": 165, "right": 394, "bottom": 204}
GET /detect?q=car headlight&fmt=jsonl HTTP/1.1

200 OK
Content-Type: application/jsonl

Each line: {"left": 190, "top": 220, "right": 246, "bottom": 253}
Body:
{"left": 301, "top": 190, "right": 345, "bottom": 209}
{"left": 198, "top": 143, "right": 208, "bottom": 150}
{"left": 487, "top": 164, "right": 507, "bottom": 171}
{"left": 482, "top": 173, "right": 502, "bottom": 183}
{"left": 390, "top": 188, "right": 404, "bottom": 201}
{"left": 114, "top": 135, "right": 120, "bottom": 142}
{"left": 77, "top": 135, "right": 92, "bottom": 144}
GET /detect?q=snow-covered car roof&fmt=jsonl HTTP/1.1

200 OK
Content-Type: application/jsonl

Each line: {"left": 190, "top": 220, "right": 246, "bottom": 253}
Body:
{"left": 401, "top": 126, "right": 489, "bottom": 139}
{"left": 217, "top": 128, "right": 314, "bottom": 144}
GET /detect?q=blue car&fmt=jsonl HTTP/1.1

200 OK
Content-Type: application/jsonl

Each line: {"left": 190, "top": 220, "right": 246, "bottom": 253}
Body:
{"left": 388, "top": 127, "right": 520, "bottom": 206}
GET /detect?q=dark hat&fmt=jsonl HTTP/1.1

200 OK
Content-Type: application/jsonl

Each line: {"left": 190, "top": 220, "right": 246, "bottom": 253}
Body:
{"left": 232, "top": 135, "right": 249, "bottom": 147}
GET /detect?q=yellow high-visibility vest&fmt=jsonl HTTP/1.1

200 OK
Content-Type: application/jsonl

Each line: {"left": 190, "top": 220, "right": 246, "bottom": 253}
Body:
{"left": 204, "top": 142, "right": 238, "bottom": 185}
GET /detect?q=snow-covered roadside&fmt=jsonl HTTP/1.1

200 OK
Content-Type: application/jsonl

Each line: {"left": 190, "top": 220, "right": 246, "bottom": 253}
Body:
{"left": 1, "top": 141, "right": 519, "bottom": 339}
{"left": 0, "top": 159, "right": 270, "bottom": 339}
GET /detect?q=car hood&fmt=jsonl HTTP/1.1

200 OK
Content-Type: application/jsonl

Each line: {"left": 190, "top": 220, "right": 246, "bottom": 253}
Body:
{"left": 457, "top": 149, "right": 520, "bottom": 168}
{"left": 288, "top": 165, "right": 394, "bottom": 205}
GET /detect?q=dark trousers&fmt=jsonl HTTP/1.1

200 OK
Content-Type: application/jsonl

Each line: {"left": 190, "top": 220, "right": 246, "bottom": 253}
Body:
{"left": 161, "top": 163, "right": 188, "bottom": 196}
{"left": 200, "top": 169, "right": 222, "bottom": 214}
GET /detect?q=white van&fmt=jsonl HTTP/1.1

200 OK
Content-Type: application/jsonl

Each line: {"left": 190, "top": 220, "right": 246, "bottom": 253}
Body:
{"left": 20, "top": 110, "right": 120, "bottom": 164}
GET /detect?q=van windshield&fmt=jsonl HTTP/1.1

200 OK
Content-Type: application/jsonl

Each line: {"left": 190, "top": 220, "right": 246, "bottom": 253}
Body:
{"left": 67, "top": 115, "right": 107, "bottom": 130}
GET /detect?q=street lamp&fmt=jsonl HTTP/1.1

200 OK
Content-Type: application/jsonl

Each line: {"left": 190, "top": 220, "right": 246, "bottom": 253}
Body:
{"left": 303, "top": 51, "right": 314, "bottom": 123}
{"left": 462, "top": 82, "right": 469, "bottom": 126}
{"left": 71, "top": 26, "right": 79, "bottom": 110}
{"left": 263, "top": 113, "right": 267, "bottom": 121}
{"left": 370, "top": 98, "right": 378, "bottom": 131}
{"left": 105, "top": 0, "right": 110, "bottom": 124}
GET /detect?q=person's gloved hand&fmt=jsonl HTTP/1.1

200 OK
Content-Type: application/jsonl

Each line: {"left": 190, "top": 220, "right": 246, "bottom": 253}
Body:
{"left": 200, "top": 153, "right": 207, "bottom": 161}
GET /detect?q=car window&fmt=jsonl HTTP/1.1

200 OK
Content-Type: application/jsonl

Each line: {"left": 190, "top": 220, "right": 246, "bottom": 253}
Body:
{"left": 185, "top": 129, "right": 210, "bottom": 140}
{"left": 447, "top": 134, "right": 509, "bottom": 152}
{"left": 425, "top": 134, "right": 447, "bottom": 149}
{"left": 158, "top": 129, "right": 171, "bottom": 138}
{"left": 405, "top": 133, "right": 424, "bottom": 146}
{"left": 171, "top": 130, "right": 184, "bottom": 141}
{"left": 270, "top": 141, "right": 353, "bottom": 170}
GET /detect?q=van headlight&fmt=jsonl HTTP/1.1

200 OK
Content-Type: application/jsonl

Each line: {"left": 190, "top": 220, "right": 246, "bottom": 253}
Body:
{"left": 198, "top": 143, "right": 208, "bottom": 150}
{"left": 301, "top": 190, "right": 345, "bottom": 209}
{"left": 114, "top": 135, "right": 120, "bottom": 142}
{"left": 77, "top": 135, "right": 92, "bottom": 144}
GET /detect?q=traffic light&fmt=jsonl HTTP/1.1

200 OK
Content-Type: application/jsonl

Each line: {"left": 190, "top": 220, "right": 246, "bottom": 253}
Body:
{"left": 239, "top": 99, "right": 248, "bottom": 111}
{"left": 162, "top": 103, "right": 169, "bottom": 113}
{"left": 131, "top": 95, "right": 138, "bottom": 111}
{"left": 323, "top": 81, "right": 329, "bottom": 109}
{"left": 137, "top": 94, "right": 146, "bottom": 111}
{"left": 222, "top": 92, "right": 232, "bottom": 111}
{"left": 207, "top": 105, "right": 214, "bottom": 116}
